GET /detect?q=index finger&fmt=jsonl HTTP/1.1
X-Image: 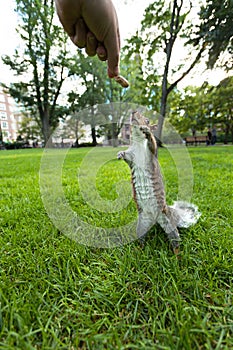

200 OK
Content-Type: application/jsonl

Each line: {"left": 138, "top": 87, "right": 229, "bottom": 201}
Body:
{"left": 104, "top": 24, "right": 120, "bottom": 78}
{"left": 81, "top": 0, "right": 121, "bottom": 78}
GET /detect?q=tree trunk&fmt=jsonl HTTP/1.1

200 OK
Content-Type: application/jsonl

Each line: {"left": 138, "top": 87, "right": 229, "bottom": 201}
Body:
{"left": 41, "top": 112, "right": 51, "bottom": 146}
{"left": 74, "top": 138, "right": 79, "bottom": 147}
{"left": 91, "top": 125, "right": 97, "bottom": 146}
{"left": 157, "top": 87, "right": 168, "bottom": 145}
{"left": 153, "top": 1, "right": 205, "bottom": 142}
{"left": 112, "top": 122, "right": 119, "bottom": 147}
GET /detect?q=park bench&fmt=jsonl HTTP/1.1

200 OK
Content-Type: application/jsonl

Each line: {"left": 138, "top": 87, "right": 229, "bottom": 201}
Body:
{"left": 184, "top": 135, "right": 208, "bottom": 146}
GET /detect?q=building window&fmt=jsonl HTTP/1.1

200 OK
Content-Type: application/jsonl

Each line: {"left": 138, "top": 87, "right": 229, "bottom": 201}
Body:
{"left": 2, "top": 121, "right": 8, "bottom": 129}
{"left": 0, "top": 111, "right": 7, "bottom": 119}
{"left": 0, "top": 103, "right": 6, "bottom": 111}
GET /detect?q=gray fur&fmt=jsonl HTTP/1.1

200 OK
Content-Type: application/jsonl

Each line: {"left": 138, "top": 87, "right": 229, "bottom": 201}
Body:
{"left": 118, "top": 111, "right": 200, "bottom": 251}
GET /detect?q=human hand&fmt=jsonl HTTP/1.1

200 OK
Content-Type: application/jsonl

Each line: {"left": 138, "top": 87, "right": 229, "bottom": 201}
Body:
{"left": 55, "top": 0, "right": 121, "bottom": 79}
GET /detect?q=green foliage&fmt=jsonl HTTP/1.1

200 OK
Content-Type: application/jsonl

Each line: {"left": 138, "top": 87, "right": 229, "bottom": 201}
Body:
{"left": 66, "top": 55, "right": 107, "bottom": 145}
{"left": 124, "top": 0, "right": 206, "bottom": 140}
{"left": 193, "top": 0, "right": 233, "bottom": 69}
{"left": 141, "top": 1, "right": 190, "bottom": 56}
{"left": 210, "top": 76, "right": 233, "bottom": 142}
{"left": 67, "top": 54, "right": 108, "bottom": 109}
{"left": 169, "top": 77, "right": 233, "bottom": 142}
{"left": 1, "top": 0, "right": 77, "bottom": 142}
{"left": 123, "top": 44, "right": 161, "bottom": 110}
{"left": 168, "top": 85, "right": 212, "bottom": 134}
{"left": 66, "top": 53, "right": 140, "bottom": 145}
{"left": 0, "top": 147, "right": 233, "bottom": 348}
{"left": 18, "top": 114, "right": 42, "bottom": 141}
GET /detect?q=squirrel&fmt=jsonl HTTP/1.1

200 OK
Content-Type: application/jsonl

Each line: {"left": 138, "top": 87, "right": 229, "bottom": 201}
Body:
{"left": 118, "top": 111, "right": 200, "bottom": 255}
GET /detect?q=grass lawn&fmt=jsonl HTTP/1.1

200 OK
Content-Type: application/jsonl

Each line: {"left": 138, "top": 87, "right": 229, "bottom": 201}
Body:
{"left": 0, "top": 145, "right": 233, "bottom": 349}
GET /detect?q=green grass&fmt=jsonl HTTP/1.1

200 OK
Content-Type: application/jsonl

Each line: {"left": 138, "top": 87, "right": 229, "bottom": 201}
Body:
{"left": 0, "top": 146, "right": 233, "bottom": 349}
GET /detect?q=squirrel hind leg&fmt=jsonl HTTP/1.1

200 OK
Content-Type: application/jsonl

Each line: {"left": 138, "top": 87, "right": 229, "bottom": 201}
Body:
{"left": 157, "top": 212, "right": 181, "bottom": 250}
{"left": 136, "top": 214, "right": 155, "bottom": 241}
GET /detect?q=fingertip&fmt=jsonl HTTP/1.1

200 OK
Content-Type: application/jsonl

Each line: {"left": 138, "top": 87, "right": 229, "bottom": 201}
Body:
{"left": 108, "top": 66, "right": 119, "bottom": 78}
{"left": 104, "top": 34, "right": 120, "bottom": 78}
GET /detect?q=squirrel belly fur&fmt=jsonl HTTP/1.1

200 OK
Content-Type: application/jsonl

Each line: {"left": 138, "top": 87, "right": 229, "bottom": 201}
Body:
{"left": 117, "top": 111, "right": 201, "bottom": 253}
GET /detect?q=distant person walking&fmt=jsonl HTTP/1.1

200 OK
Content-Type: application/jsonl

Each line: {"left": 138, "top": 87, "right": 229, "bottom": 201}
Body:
{"left": 211, "top": 126, "right": 217, "bottom": 145}
{"left": 207, "top": 128, "right": 212, "bottom": 146}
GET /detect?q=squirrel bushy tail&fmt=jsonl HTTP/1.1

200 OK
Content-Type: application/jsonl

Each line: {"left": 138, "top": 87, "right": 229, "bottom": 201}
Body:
{"left": 168, "top": 201, "right": 201, "bottom": 228}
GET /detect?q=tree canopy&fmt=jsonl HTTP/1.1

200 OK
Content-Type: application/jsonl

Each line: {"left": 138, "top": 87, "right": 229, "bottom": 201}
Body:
{"left": 193, "top": 0, "right": 233, "bottom": 70}
{"left": 125, "top": 0, "right": 206, "bottom": 141}
{"left": 2, "top": 0, "right": 77, "bottom": 143}
{"left": 168, "top": 77, "right": 233, "bottom": 143}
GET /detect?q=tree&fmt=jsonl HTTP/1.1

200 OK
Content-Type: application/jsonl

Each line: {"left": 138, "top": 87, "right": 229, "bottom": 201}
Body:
{"left": 168, "top": 84, "right": 213, "bottom": 135}
{"left": 52, "top": 114, "right": 86, "bottom": 147}
{"left": 18, "top": 113, "right": 42, "bottom": 142}
{"left": 169, "top": 78, "right": 233, "bottom": 144}
{"left": 97, "top": 102, "right": 135, "bottom": 146}
{"left": 67, "top": 54, "right": 109, "bottom": 145}
{"left": 193, "top": 0, "right": 233, "bottom": 70}
{"left": 67, "top": 52, "right": 138, "bottom": 146}
{"left": 95, "top": 53, "right": 142, "bottom": 146}
{"left": 126, "top": 0, "right": 206, "bottom": 141}
{"left": 124, "top": 34, "right": 161, "bottom": 111}
{"left": 64, "top": 115, "right": 86, "bottom": 146}
{"left": 210, "top": 77, "right": 233, "bottom": 143}
{"left": 2, "top": 0, "right": 77, "bottom": 143}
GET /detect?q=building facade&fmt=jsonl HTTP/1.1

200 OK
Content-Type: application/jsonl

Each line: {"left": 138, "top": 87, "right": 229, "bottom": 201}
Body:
{"left": 0, "top": 86, "right": 22, "bottom": 142}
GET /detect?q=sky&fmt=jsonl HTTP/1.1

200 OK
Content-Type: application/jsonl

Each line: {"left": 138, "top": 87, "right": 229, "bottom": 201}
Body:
{"left": 0, "top": 0, "right": 228, "bottom": 88}
{"left": 0, "top": 0, "right": 18, "bottom": 82}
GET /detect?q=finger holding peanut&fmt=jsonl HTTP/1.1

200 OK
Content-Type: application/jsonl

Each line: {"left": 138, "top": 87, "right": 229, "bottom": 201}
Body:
{"left": 55, "top": 0, "right": 129, "bottom": 87}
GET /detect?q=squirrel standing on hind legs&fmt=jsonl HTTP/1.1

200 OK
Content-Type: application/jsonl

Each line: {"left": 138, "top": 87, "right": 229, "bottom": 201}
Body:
{"left": 118, "top": 111, "right": 200, "bottom": 255}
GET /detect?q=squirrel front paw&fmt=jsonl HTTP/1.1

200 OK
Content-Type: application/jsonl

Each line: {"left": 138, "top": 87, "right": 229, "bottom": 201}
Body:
{"left": 140, "top": 125, "right": 151, "bottom": 135}
{"left": 117, "top": 151, "right": 125, "bottom": 159}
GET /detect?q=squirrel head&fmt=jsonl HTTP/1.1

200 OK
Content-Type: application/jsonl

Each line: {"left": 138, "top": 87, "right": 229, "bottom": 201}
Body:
{"left": 131, "top": 111, "right": 149, "bottom": 127}
{"left": 130, "top": 111, "right": 157, "bottom": 137}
